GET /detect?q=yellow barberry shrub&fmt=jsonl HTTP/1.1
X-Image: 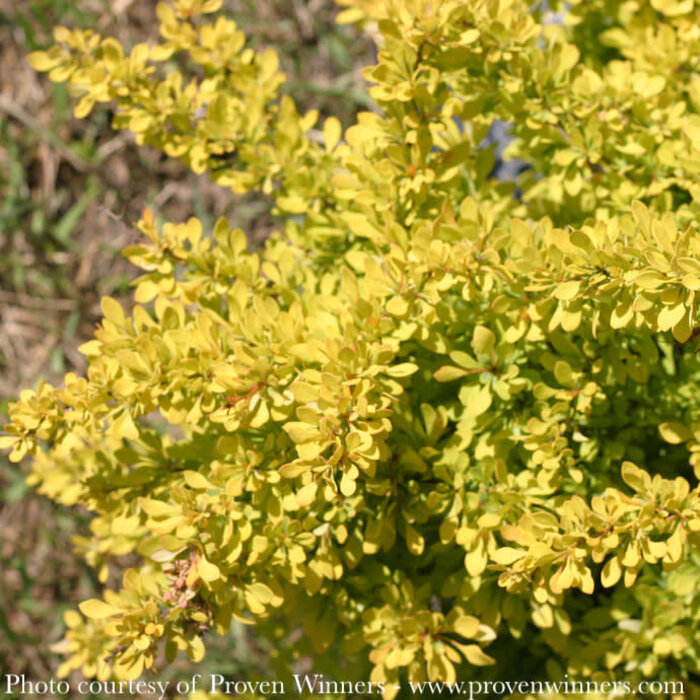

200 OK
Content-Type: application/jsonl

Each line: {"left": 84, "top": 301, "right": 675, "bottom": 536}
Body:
{"left": 3, "top": 0, "right": 700, "bottom": 697}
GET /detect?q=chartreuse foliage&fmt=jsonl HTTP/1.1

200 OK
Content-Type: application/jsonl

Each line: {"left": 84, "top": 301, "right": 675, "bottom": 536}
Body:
{"left": 3, "top": 0, "right": 700, "bottom": 696}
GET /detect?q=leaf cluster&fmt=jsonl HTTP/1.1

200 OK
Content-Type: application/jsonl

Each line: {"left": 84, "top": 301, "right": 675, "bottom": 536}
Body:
{"left": 3, "top": 0, "right": 700, "bottom": 695}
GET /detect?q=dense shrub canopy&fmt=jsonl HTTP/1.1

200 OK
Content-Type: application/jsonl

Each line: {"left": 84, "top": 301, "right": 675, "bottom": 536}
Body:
{"left": 3, "top": 0, "right": 700, "bottom": 695}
